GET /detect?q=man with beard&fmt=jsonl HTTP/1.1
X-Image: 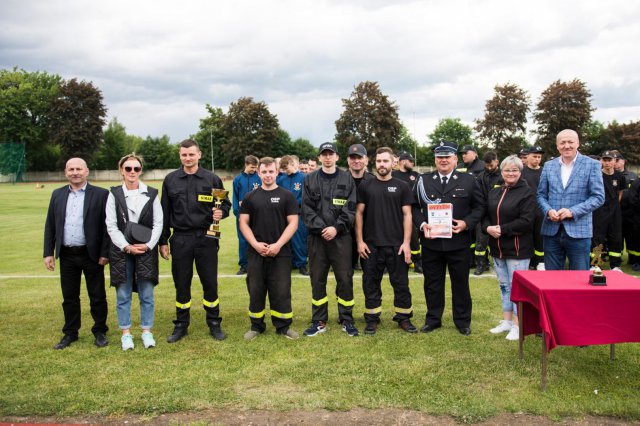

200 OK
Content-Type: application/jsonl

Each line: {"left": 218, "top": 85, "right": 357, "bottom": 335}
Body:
{"left": 412, "top": 141, "right": 485, "bottom": 336}
{"left": 392, "top": 152, "right": 423, "bottom": 273}
{"left": 346, "top": 143, "right": 374, "bottom": 271}
{"left": 356, "top": 147, "right": 417, "bottom": 335}
{"left": 301, "top": 142, "right": 358, "bottom": 337}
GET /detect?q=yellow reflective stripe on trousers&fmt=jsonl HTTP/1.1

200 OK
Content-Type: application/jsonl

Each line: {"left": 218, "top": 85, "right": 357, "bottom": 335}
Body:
{"left": 336, "top": 297, "right": 355, "bottom": 307}
{"left": 270, "top": 310, "right": 293, "bottom": 319}
{"left": 534, "top": 250, "right": 544, "bottom": 257}
{"left": 410, "top": 249, "right": 421, "bottom": 255}
{"left": 203, "top": 298, "right": 220, "bottom": 308}
{"left": 609, "top": 251, "right": 622, "bottom": 257}
{"left": 627, "top": 249, "right": 640, "bottom": 256}
{"left": 248, "top": 309, "right": 266, "bottom": 318}
{"left": 394, "top": 306, "right": 413, "bottom": 314}
{"left": 470, "top": 243, "right": 476, "bottom": 249}
{"left": 312, "top": 297, "right": 329, "bottom": 306}
{"left": 365, "top": 306, "right": 382, "bottom": 314}
{"left": 176, "top": 300, "right": 192, "bottom": 309}
{"left": 474, "top": 250, "right": 486, "bottom": 256}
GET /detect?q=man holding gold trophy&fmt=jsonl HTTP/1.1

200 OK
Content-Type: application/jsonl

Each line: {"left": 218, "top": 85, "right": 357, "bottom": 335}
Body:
{"left": 160, "top": 139, "right": 231, "bottom": 343}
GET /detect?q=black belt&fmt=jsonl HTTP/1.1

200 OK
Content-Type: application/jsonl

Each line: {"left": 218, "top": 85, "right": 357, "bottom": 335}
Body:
{"left": 172, "top": 229, "right": 207, "bottom": 237}
{"left": 62, "top": 245, "right": 87, "bottom": 254}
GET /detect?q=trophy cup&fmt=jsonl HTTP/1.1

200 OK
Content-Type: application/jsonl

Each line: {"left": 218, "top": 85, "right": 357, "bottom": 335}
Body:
{"left": 589, "top": 244, "right": 607, "bottom": 286}
{"left": 206, "top": 188, "right": 229, "bottom": 239}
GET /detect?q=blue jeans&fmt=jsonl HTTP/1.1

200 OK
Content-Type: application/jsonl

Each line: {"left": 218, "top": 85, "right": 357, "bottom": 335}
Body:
{"left": 492, "top": 257, "right": 530, "bottom": 314}
{"left": 236, "top": 218, "right": 249, "bottom": 268}
{"left": 543, "top": 226, "right": 592, "bottom": 270}
{"left": 116, "top": 255, "right": 155, "bottom": 329}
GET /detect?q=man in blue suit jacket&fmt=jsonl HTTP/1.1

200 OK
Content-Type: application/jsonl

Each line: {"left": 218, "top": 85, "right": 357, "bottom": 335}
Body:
{"left": 537, "top": 129, "right": 604, "bottom": 270}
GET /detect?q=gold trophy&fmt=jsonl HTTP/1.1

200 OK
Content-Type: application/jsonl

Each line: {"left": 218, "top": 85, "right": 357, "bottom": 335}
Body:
{"left": 206, "top": 188, "right": 229, "bottom": 239}
{"left": 589, "top": 244, "right": 607, "bottom": 286}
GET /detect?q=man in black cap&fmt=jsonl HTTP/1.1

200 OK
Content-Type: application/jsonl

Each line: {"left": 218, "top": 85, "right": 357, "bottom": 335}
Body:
{"left": 347, "top": 143, "right": 374, "bottom": 271}
{"left": 412, "top": 141, "right": 485, "bottom": 336}
{"left": 393, "top": 152, "right": 423, "bottom": 273}
{"left": 591, "top": 150, "right": 626, "bottom": 271}
{"left": 458, "top": 145, "right": 485, "bottom": 177}
{"left": 518, "top": 148, "right": 530, "bottom": 168}
{"left": 522, "top": 146, "right": 545, "bottom": 270}
{"left": 472, "top": 151, "right": 501, "bottom": 275}
{"left": 614, "top": 151, "right": 639, "bottom": 267}
{"left": 301, "top": 142, "right": 359, "bottom": 337}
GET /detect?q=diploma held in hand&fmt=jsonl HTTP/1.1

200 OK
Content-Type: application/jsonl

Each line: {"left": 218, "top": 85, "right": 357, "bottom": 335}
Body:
{"left": 427, "top": 203, "right": 453, "bottom": 238}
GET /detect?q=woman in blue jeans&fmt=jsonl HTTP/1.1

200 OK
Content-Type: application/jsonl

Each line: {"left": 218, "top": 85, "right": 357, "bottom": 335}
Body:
{"left": 106, "top": 154, "right": 163, "bottom": 350}
{"left": 482, "top": 155, "right": 536, "bottom": 341}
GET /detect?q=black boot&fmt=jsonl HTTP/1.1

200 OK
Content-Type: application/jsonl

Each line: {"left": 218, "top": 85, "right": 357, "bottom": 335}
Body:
{"left": 208, "top": 320, "right": 226, "bottom": 341}
{"left": 473, "top": 256, "right": 486, "bottom": 276}
{"left": 167, "top": 323, "right": 188, "bottom": 343}
{"left": 167, "top": 308, "right": 190, "bottom": 343}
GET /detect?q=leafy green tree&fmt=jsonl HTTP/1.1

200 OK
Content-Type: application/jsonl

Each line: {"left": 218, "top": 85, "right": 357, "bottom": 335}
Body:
{"left": 534, "top": 79, "right": 594, "bottom": 157}
{"left": 289, "top": 137, "right": 317, "bottom": 162}
{"left": 475, "top": 83, "right": 530, "bottom": 159}
{"left": 136, "top": 135, "right": 180, "bottom": 170}
{"left": 193, "top": 104, "right": 226, "bottom": 171}
{"left": 48, "top": 78, "right": 107, "bottom": 167}
{"left": 396, "top": 124, "right": 417, "bottom": 156}
{"left": 93, "top": 117, "right": 127, "bottom": 169}
{"left": 428, "top": 118, "right": 474, "bottom": 148}
{"left": 335, "top": 81, "right": 402, "bottom": 160}
{"left": 0, "top": 68, "right": 62, "bottom": 171}
{"left": 221, "top": 97, "right": 280, "bottom": 169}
{"left": 580, "top": 119, "right": 607, "bottom": 156}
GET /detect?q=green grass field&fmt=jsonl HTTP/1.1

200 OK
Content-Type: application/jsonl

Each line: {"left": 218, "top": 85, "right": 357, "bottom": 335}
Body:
{"left": 1, "top": 181, "right": 639, "bottom": 422}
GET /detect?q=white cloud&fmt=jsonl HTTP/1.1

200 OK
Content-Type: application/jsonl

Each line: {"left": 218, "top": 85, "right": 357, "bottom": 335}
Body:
{"left": 1, "top": 0, "right": 639, "bottom": 146}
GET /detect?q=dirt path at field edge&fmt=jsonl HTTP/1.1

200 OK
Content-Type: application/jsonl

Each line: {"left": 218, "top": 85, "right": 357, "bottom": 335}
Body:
{"left": 2, "top": 409, "right": 638, "bottom": 425}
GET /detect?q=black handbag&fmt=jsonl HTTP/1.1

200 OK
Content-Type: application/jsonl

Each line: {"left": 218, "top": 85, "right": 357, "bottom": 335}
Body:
{"left": 124, "top": 221, "right": 152, "bottom": 244}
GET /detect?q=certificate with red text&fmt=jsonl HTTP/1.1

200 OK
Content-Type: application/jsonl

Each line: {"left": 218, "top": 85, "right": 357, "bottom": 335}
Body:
{"left": 427, "top": 203, "right": 453, "bottom": 238}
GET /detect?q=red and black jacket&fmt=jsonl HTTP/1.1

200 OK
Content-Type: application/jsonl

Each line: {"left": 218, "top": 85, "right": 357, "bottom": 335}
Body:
{"left": 482, "top": 179, "right": 535, "bottom": 259}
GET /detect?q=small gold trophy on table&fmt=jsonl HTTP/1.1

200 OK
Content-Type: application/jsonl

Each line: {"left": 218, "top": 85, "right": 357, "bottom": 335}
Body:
{"left": 589, "top": 244, "right": 607, "bottom": 286}
{"left": 206, "top": 188, "right": 229, "bottom": 239}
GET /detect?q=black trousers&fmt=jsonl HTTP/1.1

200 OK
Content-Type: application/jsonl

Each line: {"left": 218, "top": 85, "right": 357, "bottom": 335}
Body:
{"left": 246, "top": 251, "right": 293, "bottom": 333}
{"left": 362, "top": 245, "right": 413, "bottom": 324}
{"left": 410, "top": 225, "right": 421, "bottom": 263}
{"left": 308, "top": 234, "right": 355, "bottom": 323}
{"left": 421, "top": 246, "right": 472, "bottom": 329}
{"left": 531, "top": 211, "right": 545, "bottom": 266}
{"left": 474, "top": 224, "right": 489, "bottom": 258}
{"left": 592, "top": 205, "right": 623, "bottom": 268}
{"left": 59, "top": 246, "right": 108, "bottom": 337}
{"left": 170, "top": 231, "right": 220, "bottom": 327}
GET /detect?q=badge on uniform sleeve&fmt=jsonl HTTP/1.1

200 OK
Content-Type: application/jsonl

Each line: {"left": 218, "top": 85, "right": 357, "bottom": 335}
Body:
{"left": 198, "top": 194, "right": 214, "bottom": 202}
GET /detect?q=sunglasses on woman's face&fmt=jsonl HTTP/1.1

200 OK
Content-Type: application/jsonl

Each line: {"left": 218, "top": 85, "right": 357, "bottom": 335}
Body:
{"left": 124, "top": 166, "right": 142, "bottom": 173}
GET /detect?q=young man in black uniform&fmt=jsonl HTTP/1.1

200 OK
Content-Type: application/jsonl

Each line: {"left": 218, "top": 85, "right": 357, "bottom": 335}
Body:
{"left": 301, "top": 142, "right": 359, "bottom": 337}
{"left": 521, "top": 146, "right": 545, "bottom": 270}
{"left": 347, "top": 143, "right": 374, "bottom": 271}
{"left": 614, "top": 152, "right": 639, "bottom": 267}
{"left": 392, "top": 152, "right": 423, "bottom": 274}
{"left": 356, "top": 147, "right": 417, "bottom": 335}
{"left": 472, "top": 151, "right": 501, "bottom": 275}
{"left": 412, "top": 141, "right": 485, "bottom": 336}
{"left": 160, "top": 139, "right": 231, "bottom": 343}
{"left": 591, "top": 150, "right": 626, "bottom": 271}
{"left": 239, "top": 157, "right": 300, "bottom": 340}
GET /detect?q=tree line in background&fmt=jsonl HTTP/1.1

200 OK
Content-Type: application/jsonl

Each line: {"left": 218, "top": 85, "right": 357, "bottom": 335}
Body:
{"left": 2, "top": 67, "right": 639, "bottom": 174}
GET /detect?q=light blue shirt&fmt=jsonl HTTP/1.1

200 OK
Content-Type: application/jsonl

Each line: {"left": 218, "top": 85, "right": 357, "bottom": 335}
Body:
{"left": 63, "top": 184, "right": 87, "bottom": 247}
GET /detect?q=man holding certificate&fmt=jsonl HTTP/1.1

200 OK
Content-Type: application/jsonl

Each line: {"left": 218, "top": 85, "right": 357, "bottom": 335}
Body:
{"left": 412, "top": 141, "right": 485, "bottom": 336}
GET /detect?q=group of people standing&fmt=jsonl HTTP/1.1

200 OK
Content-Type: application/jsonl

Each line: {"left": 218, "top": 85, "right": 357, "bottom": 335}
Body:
{"left": 44, "top": 129, "right": 637, "bottom": 350}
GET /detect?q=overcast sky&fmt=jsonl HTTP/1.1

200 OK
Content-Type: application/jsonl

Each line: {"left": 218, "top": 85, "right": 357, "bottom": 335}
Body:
{"left": 2, "top": 0, "right": 639, "bottom": 146}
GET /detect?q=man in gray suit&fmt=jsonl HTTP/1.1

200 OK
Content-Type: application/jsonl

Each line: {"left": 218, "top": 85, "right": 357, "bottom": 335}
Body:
{"left": 537, "top": 129, "right": 604, "bottom": 270}
{"left": 44, "top": 158, "right": 110, "bottom": 349}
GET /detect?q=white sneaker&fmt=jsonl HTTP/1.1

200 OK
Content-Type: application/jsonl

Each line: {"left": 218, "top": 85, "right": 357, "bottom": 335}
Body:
{"left": 490, "top": 320, "right": 513, "bottom": 334}
{"left": 506, "top": 325, "right": 520, "bottom": 341}
{"left": 536, "top": 263, "right": 545, "bottom": 271}
{"left": 611, "top": 267, "right": 623, "bottom": 273}
{"left": 141, "top": 331, "right": 156, "bottom": 348}
{"left": 121, "top": 333, "right": 134, "bottom": 351}
{"left": 244, "top": 330, "right": 260, "bottom": 341}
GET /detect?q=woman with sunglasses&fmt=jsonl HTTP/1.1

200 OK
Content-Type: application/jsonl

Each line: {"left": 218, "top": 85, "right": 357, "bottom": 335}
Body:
{"left": 482, "top": 155, "right": 535, "bottom": 341}
{"left": 106, "top": 154, "right": 163, "bottom": 350}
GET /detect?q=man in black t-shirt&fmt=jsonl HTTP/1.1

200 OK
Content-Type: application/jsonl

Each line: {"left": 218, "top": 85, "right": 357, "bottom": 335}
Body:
{"left": 347, "top": 143, "right": 374, "bottom": 271}
{"left": 591, "top": 151, "right": 626, "bottom": 271}
{"left": 521, "top": 146, "right": 545, "bottom": 270}
{"left": 393, "top": 152, "right": 423, "bottom": 274}
{"left": 356, "top": 147, "right": 417, "bottom": 335}
{"left": 239, "top": 157, "right": 300, "bottom": 340}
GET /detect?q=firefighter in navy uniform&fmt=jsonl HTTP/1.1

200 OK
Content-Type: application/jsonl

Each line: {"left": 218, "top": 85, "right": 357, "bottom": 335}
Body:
{"left": 521, "top": 146, "right": 545, "bottom": 269}
{"left": 301, "top": 142, "right": 359, "bottom": 337}
{"left": 160, "top": 139, "right": 231, "bottom": 343}
{"left": 392, "top": 152, "right": 423, "bottom": 273}
{"left": 412, "top": 141, "right": 485, "bottom": 336}
{"left": 591, "top": 150, "right": 626, "bottom": 271}
{"left": 347, "top": 144, "right": 375, "bottom": 271}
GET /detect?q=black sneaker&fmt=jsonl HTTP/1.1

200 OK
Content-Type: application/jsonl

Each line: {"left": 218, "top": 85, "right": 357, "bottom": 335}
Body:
{"left": 236, "top": 266, "right": 247, "bottom": 275}
{"left": 303, "top": 321, "right": 326, "bottom": 336}
{"left": 209, "top": 324, "right": 227, "bottom": 341}
{"left": 363, "top": 322, "right": 378, "bottom": 335}
{"left": 166, "top": 326, "right": 188, "bottom": 343}
{"left": 299, "top": 265, "right": 309, "bottom": 276}
{"left": 342, "top": 322, "right": 359, "bottom": 337}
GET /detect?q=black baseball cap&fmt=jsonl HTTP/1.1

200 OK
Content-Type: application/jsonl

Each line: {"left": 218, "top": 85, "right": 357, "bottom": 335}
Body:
{"left": 347, "top": 144, "right": 367, "bottom": 157}
{"left": 461, "top": 145, "right": 477, "bottom": 153}
{"left": 528, "top": 146, "right": 544, "bottom": 154}
{"left": 318, "top": 142, "right": 338, "bottom": 154}
{"left": 601, "top": 150, "right": 615, "bottom": 159}
{"left": 399, "top": 152, "right": 415, "bottom": 162}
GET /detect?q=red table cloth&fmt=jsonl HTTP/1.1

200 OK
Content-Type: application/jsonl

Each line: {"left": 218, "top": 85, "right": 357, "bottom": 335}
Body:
{"left": 511, "top": 270, "right": 640, "bottom": 351}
